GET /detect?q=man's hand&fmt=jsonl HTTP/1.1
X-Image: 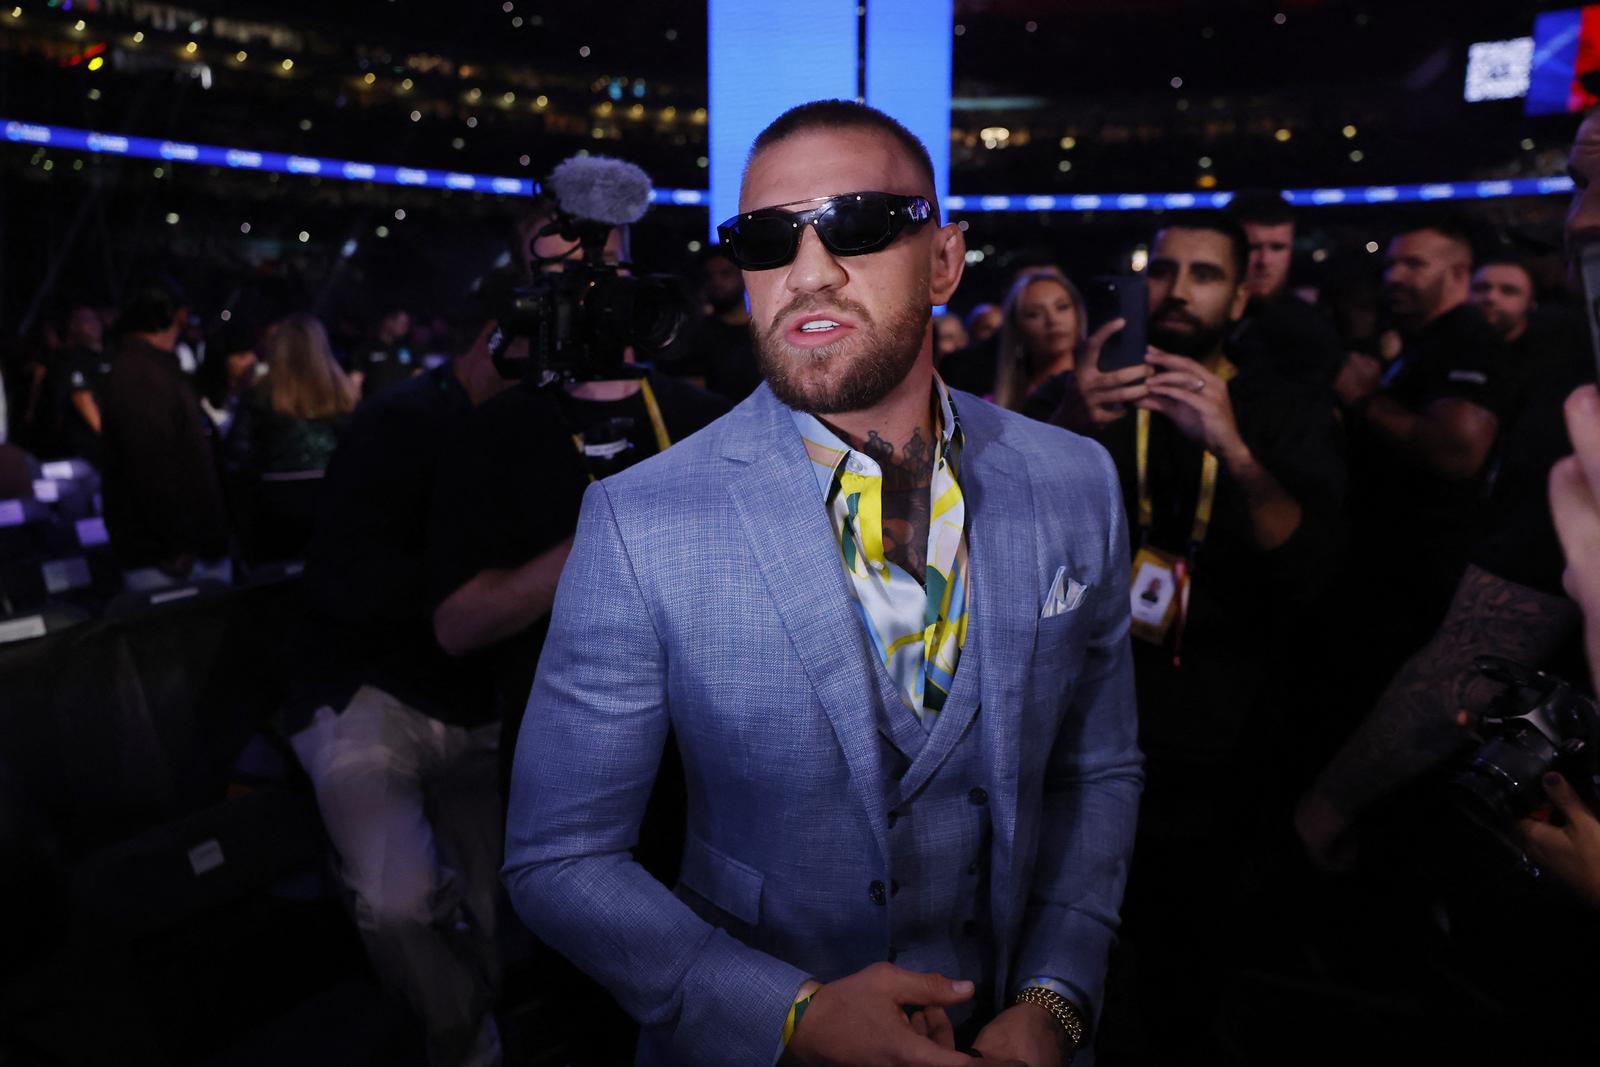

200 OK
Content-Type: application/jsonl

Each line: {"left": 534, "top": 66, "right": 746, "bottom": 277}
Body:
{"left": 1333, "top": 352, "right": 1383, "bottom": 407}
{"left": 1138, "top": 350, "right": 1248, "bottom": 461}
{"left": 1293, "top": 791, "right": 1358, "bottom": 872}
{"left": 971, "top": 1002, "right": 1068, "bottom": 1067}
{"left": 1520, "top": 772, "right": 1600, "bottom": 910}
{"left": 1049, "top": 318, "right": 1152, "bottom": 434}
{"left": 783, "top": 963, "right": 984, "bottom": 1067}
{"left": 1552, "top": 383, "right": 1600, "bottom": 686}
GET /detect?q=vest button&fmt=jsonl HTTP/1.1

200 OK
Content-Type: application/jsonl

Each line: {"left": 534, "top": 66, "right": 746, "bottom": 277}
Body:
{"left": 968, "top": 787, "right": 989, "bottom": 806}
{"left": 890, "top": 879, "right": 900, "bottom": 897}
{"left": 868, "top": 880, "right": 886, "bottom": 905}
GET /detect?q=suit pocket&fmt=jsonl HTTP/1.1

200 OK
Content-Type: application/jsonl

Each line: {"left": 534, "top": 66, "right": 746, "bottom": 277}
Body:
{"left": 677, "top": 833, "right": 764, "bottom": 927}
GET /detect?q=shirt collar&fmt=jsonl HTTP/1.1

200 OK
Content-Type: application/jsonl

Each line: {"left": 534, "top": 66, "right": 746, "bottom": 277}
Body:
{"left": 791, "top": 374, "right": 963, "bottom": 502}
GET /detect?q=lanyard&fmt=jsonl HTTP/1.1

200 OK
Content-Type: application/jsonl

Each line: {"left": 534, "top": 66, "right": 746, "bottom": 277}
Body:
{"left": 571, "top": 376, "right": 673, "bottom": 481}
{"left": 1134, "top": 357, "right": 1237, "bottom": 554}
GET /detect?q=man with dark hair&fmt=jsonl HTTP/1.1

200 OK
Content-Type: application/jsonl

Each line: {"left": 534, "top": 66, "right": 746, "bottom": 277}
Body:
{"left": 1052, "top": 212, "right": 1345, "bottom": 1060}
{"left": 350, "top": 305, "right": 418, "bottom": 401}
{"left": 1334, "top": 218, "right": 1506, "bottom": 674}
{"left": 1226, "top": 189, "right": 1345, "bottom": 391}
{"left": 44, "top": 305, "right": 112, "bottom": 464}
{"left": 98, "top": 282, "right": 230, "bottom": 587}
{"left": 503, "top": 98, "right": 1142, "bottom": 1067}
{"left": 665, "top": 245, "right": 761, "bottom": 401}
{"left": 1470, "top": 254, "right": 1537, "bottom": 345}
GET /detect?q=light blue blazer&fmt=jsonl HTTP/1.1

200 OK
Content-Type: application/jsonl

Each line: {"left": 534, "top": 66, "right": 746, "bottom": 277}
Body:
{"left": 504, "top": 382, "right": 1142, "bottom": 1066}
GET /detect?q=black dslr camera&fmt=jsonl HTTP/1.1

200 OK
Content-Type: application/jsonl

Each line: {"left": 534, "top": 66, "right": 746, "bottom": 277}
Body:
{"left": 1452, "top": 656, "right": 1600, "bottom": 855}
{"left": 488, "top": 155, "right": 690, "bottom": 383}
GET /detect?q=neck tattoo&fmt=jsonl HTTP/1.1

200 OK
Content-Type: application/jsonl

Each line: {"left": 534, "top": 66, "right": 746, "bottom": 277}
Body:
{"left": 844, "top": 425, "right": 934, "bottom": 583}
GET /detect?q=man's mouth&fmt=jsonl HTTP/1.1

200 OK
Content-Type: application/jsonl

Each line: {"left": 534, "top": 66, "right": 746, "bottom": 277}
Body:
{"left": 798, "top": 319, "right": 841, "bottom": 334}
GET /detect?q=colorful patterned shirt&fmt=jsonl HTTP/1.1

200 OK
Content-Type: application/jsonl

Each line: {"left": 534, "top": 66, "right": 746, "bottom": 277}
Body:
{"left": 792, "top": 377, "right": 968, "bottom": 726}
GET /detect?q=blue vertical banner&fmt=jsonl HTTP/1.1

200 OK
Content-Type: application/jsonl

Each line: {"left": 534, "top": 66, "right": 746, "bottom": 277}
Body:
{"left": 1528, "top": 7, "right": 1584, "bottom": 116}
{"left": 707, "top": 0, "right": 859, "bottom": 238}
{"left": 865, "top": 0, "right": 955, "bottom": 217}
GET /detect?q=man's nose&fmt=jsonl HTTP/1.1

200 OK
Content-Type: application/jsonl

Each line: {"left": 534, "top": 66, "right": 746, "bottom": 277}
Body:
{"left": 784, "top": 225, "right": 848, "bottom": 294}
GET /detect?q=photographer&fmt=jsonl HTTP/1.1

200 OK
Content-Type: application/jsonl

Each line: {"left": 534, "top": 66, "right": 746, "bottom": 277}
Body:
{"left": 428, "top": 172, "right": 730, "bottom": 791}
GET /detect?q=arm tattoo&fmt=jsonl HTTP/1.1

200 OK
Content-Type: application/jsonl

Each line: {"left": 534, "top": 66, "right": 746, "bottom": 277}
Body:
{"left": 851, "top": 427, "right": 934, "bottom": 583}
{"left": 1313, "top": 565, "right": 1580, "bottom": 817}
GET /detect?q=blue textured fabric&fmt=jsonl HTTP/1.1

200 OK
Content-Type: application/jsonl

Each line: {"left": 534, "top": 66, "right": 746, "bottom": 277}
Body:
{"left": 502, "top": 383, "right": 1143, "bottom": 1066}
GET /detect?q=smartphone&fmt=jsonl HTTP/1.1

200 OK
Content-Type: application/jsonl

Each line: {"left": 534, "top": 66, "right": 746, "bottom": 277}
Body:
{"left": 1580, "top": 241, "right": 1600, "bottom": 384}
{"left": 1085, "top": 275, "right": 1148, "bottom": 373}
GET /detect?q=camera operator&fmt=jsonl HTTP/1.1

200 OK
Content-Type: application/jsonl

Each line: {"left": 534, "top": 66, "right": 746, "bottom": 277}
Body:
{"left": 293, "top": 282, "right": 517, "bottom": 1067}
{"left": 429, "top": 180, "right": 730, "bottom": 793}
{"left": 1047, "top": 212, "right": 1345, "bottom": 1061}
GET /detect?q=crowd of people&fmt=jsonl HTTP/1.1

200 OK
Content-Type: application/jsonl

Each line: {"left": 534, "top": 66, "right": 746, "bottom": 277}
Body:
{"left": 5, "top": 99, "right": 1600, "bottom": 1066}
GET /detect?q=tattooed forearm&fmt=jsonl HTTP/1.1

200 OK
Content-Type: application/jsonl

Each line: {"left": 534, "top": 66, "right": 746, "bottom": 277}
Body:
{"left": 852, "top": 426, "right": 934, "bottom": 581}
{"left": 1311, "top": 565, "right": 1580, "bottom": 817}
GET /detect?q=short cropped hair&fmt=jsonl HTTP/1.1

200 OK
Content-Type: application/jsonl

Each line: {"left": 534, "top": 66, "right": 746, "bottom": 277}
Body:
{"left": 1228, "top": 189, "right": 1295, "bottom": 228}
{"left": 747, "top": 99, "right": 941, "bottom": 221}
{"left": 1156, "top": 211, "right": 1250, "bottom": 281}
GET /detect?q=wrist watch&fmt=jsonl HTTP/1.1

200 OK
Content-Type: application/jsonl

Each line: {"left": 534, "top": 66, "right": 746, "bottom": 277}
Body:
{"left": 1014, "top": 985, "right": 1085, "bottom": 1059}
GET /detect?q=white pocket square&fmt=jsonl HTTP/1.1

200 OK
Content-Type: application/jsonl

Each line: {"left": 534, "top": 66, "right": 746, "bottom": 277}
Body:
{"left": 1041, "top": 565, "right": 1088, "bottom": 619}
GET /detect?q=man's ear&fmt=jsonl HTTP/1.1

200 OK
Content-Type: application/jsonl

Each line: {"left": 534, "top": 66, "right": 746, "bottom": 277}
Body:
{"left": 929, "top": 222, "right": 967, "bottom": 306}
{"left": 1227, "top": 281, "right": 1251, "bottom": 323}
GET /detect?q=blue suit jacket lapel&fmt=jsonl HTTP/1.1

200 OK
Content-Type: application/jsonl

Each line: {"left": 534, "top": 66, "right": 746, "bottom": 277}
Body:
{"left": 723, "top": 387, "right": 892, "bottom": 867}
{"left": 950, "top": 393, "right": 1037, "bottom": 989}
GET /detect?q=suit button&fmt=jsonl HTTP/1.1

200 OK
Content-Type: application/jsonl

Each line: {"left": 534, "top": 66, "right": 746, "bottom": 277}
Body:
{"left": 968, "top": 787, "right": 989, "bottom": 806}
{"left": 869, "top": 880, "right": 886, "bottom": 905}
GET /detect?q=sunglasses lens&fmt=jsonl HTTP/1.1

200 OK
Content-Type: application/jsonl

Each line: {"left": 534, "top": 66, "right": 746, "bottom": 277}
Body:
{"left": 818, "top": 196, "right": 894, "bottom": 255}
{"left": 727, "top": 213, "right": 798, "bottom": 269}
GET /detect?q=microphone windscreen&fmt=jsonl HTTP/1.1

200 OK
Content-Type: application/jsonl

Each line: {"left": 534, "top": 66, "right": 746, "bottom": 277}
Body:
{"left": 547, "top": 155, "right": 653, "bottom": 226}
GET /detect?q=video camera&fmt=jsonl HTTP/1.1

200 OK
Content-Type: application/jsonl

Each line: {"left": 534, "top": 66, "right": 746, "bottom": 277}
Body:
{"left": 1452, "top": 655, "right": 1600, "bottom": 866}
{"left": 488, "top": 155, "right": 690, "bottom": 383}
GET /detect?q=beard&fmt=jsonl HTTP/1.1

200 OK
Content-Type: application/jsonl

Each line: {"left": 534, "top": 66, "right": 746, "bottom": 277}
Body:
{"left": 756, "top": 294, "right": 929, "bottom": 414}
{"left": 1147, "top": 300, "right": 1229, "bottom": 359}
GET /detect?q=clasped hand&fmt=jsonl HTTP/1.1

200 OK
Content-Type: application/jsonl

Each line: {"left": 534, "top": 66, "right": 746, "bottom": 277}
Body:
{"left": 783, "top": 962, "right": 1057, "bottom": 1067}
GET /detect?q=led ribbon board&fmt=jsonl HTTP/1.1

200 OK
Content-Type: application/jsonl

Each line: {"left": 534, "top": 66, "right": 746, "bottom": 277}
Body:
{"left": 5, "top": 119, "right": 1575, "bottom": 211}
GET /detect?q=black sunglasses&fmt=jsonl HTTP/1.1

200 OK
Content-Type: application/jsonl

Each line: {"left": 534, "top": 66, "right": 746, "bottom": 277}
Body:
{"left": 716, "top": 191, "right": 933, "bottom": 270}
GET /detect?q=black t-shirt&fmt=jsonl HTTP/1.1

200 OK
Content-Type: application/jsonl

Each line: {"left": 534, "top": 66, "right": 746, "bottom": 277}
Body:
{"left": 1226, "top": 294, "right": 1345, "bottom": 394}
{"left": 1088, "top": 365, "right": 1348, "bottom": 757}
{"left": 673, "top": 316, "right": 762, "bottom": 403}
{"left": 353, "top": 342, "right": 420, "bottom": 402}
{"left": 1349, "top": 303, "right": 1509, "bottom": 603}
{"left": 46, "top": 345, "right": 112, "bottom": 462}
{"left": 302, "top": 363, "right": 496, "bottom": 728}
{"left": 428, "top": 371, "right": 732, "bottom": 729}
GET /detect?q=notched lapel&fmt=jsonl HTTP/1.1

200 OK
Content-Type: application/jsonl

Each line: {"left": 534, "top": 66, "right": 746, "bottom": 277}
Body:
{"left": 724, "top": 391, "right": 891, "bottom": 867}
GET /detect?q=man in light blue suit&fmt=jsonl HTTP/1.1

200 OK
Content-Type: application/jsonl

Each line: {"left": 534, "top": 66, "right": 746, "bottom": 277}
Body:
{"left": 504, "top": 100, "right": 1141, "bottom": 1067}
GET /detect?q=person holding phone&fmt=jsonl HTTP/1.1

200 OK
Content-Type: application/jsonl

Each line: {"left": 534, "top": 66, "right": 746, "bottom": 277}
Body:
{"left": 1048, "top": 212, "right": 1346, "bottom": 1062}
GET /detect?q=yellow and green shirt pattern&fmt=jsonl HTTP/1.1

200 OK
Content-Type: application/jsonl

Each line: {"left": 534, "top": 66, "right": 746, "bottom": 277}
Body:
{"left": 791, "top": 377, "right": 968, "bottom": 726}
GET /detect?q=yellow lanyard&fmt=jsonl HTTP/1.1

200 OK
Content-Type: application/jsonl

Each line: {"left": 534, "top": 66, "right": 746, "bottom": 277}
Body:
{"left": 571, "top": 376, "right": 673, "bottom": 482}
{"left": 1134, "top": 358, "right": 1237, "bottom": 551}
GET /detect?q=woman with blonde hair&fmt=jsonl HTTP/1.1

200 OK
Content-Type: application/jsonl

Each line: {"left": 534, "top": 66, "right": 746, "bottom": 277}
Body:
{"left": 990, "top": 266, "right": 1089, "bottom": 413}
{"left": 228, "top": 311, "right": 358, "bottom": 560}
